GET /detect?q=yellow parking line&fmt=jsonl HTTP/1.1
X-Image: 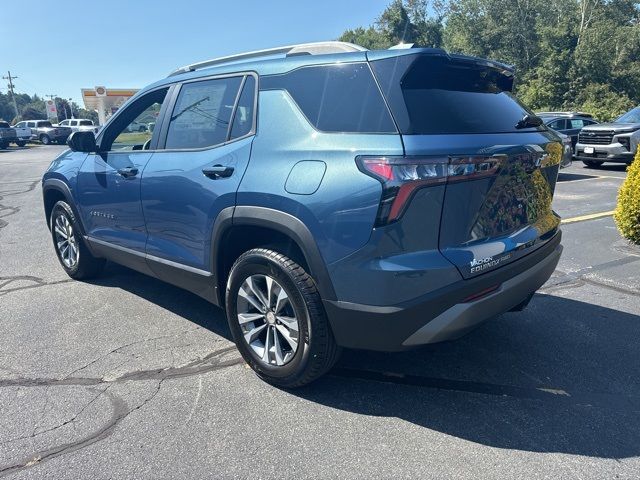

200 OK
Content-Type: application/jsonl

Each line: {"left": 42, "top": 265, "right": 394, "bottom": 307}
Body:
{"left": 561, "top": 210, "right": 616, "bottom": 224}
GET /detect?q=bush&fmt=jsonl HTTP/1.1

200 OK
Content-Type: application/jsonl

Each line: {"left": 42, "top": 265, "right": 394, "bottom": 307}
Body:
{"left": 614, "top": 149, "right": 640, "bottom": 244}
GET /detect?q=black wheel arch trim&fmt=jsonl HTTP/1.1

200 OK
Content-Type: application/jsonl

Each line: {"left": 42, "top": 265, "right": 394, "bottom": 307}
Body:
{"left": 212, "top": 206, "right": 337, "bottom": 304}
{"left": 42, "top": 179, "right": 87, "bottom": 237}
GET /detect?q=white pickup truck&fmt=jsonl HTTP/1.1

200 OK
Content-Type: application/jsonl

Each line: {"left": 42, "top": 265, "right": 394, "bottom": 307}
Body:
{"left": 57, "top": 119, "right": 99, "bottom": 134}
{"left": 10, "top": 122, "right": 31, "bottom": 147}
{"left": 0, "top": 121, "right": 30, "bottom": 148}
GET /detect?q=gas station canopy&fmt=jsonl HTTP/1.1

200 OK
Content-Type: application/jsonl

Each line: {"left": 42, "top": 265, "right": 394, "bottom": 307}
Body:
{"left": 81, "top": 87, "right": 139, "bottom": 125}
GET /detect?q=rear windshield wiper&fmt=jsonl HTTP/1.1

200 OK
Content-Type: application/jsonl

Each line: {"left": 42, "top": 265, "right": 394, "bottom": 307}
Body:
{"left": 515, "top": 114, "right": 543, "bottom": 129}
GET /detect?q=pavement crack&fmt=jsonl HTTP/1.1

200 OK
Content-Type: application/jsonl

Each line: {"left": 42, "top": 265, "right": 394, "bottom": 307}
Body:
{"left": 541, "top": 268, "right": 640, "bottom": 297}
{"left": 0, "top": 345, "right": 242, "bottom": 389}
{"left": 0, "top": 276, "right": 73, "bottom": 297}
{"left": 0, "top": 389, "right": 129, "bottom": 477}
{"left": 0, "top": 179, "right": 40, "bottom": 231}
{"left": 62, "top": 327, "right": 203, "bottom": 379}
{"left": 0, "top": 347, "right": 243, "bottom": 476}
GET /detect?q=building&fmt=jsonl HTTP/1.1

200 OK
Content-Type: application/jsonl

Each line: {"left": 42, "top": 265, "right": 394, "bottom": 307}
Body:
{"left": 81, "top": 87, "right": 139, "bottom": 125}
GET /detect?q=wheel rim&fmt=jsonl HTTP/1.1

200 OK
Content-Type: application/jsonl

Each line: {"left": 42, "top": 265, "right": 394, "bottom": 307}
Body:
{"left": 236, "top": 274, "right": 300, "bottom": 366}
{"left": 53, "top": 213, "right": 79, "bottom": 268}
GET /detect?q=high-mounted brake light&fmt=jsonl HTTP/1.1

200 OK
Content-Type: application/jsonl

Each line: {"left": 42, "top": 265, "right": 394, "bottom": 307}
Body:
{"left": 357, "top": 155, "right": 504, "bottom": 226}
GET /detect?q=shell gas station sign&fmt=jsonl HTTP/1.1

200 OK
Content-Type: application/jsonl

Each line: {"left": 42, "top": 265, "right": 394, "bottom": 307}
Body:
{"left": 81, "top": 87, "right": 139, "bottom": 125}
{"left": 45, "top": 100, "right": 58, "bottom": 120}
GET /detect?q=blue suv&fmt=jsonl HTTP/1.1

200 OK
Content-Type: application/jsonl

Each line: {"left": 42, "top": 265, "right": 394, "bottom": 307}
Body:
{"left": 43, "top": 41, "right": 563, "bottom": 387}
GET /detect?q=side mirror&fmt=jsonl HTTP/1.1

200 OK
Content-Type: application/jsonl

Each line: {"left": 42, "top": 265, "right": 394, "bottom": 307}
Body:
{"left": 67, "top": 131, "right": 97, "bottom": 153}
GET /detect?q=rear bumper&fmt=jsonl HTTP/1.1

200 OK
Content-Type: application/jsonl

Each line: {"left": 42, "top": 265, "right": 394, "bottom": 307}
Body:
{"left": 324, "top": 231, "right": 562, "bottom": 351}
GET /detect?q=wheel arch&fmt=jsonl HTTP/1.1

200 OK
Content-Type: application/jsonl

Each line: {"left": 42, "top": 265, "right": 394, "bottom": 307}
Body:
{"left": 212, "top": 206, "right": 337, "bottom": 306}
{"left": 42, "top": 179, "right": 86, "bottom": 236}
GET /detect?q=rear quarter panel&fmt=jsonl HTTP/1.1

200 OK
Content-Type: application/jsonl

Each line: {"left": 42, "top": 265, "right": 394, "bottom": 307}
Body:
{"left": 237, "top": 89, "right": 404, "bottom": 265}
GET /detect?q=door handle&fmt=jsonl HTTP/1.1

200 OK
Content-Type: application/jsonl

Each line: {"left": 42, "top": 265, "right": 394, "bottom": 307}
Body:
{"left": 202, "top": 164, "right": 234, "bottom": 179}
{"left": 117, "top": 166, "right": 139, "bottom": 178}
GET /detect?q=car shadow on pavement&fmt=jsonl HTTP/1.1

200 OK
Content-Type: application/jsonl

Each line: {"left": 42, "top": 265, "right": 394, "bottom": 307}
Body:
{"left": 89, "top": 263, "right": 640, "bottom": 459}
{"left": 296, "top": 293, "right": 640, "bottom": 459}
{"left": 89, "top": 262, "right": 233, "bottom": 341}
{"left": 580, "top": 163, "right": 628, "bottom": 172}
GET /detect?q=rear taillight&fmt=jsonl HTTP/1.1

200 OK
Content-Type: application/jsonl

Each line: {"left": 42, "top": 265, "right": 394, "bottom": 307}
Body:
{"left": 357, "top": 155, "right": 503, "bottom": 226}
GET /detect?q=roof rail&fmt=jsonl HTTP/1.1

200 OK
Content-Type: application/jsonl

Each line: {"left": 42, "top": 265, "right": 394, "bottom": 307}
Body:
{"left": 168, "top": 41, "right": 367, "bottom": 77}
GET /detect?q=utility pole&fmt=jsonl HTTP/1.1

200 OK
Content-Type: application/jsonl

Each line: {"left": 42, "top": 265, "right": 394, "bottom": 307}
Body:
{"left": 2, "top": 71, "right": 20, "bottom": 120}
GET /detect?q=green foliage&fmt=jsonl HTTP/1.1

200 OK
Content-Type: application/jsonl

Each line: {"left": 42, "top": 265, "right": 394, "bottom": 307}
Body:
{"left": 614, "top": 150, "right": 640, "bottom": 244}
{"left": 339, "top": 0, "right": 640, "bottom": 120}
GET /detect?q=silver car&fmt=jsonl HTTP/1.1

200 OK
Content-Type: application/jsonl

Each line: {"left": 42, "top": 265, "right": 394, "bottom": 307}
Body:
{"left": 575, "top": 106, "right": 639, "bottom": 167}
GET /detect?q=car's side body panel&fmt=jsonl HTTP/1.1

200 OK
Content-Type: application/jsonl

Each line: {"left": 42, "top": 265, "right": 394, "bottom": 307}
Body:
{"left": 142, "top": 137, "right": 254, "bottom": 272}
{"left": 237, "top": 89, "right": 403, "bottom": 266}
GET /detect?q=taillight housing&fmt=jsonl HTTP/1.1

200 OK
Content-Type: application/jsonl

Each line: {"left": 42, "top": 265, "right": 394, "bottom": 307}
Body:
{"left": 357, "top": 155, "right": 503, "bottom": 226}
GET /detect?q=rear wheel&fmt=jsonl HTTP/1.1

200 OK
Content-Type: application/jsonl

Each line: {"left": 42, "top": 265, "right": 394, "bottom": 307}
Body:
{"left": 583, "top": 160, "right": 604, "bottom": 168}
{"left": 225, "top": 248, "right": 340, "bottom": 388}
{"left": 16, "top": 141, "right": 26, "bottom": 147}
{"left": 50, "top": 201, "right": 105, "bottom": 279}
{"left": 40, "top": 134, "right": 51, "bottom": 145}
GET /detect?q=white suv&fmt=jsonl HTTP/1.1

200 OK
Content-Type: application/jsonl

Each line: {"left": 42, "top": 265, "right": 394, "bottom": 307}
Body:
{"left": 58, "top": 119, "right": 99, "bottom": 134}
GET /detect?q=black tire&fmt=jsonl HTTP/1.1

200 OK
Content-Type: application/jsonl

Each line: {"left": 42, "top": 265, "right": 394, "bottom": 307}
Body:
{"left": 16, "top": 141, "right": 26, "bottom": 147}
{"left": 40, "top": 134, "right": 51, "bottom": 145}
{"left": 583, "top": 160, "right": 604, "bottom": 168}
{"left": 138, "top": 126, "right": 146, "bottom": 132}
{"left": 226, "top": 248, "right": 340, "bottom": 388}
{"left": 0, "top": 142, "right": 7, "bottom": 149}
{"left": 50, "top": 201, "right": 105, "bottom": 280}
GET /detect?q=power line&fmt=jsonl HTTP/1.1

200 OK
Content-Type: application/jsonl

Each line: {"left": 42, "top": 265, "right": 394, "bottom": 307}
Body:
{"left": 2, "top": 71, "right": 20, "bottom": 119}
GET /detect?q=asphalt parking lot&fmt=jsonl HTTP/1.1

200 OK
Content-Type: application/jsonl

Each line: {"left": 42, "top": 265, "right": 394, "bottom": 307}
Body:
{"left": 1, "top": 145, "right": 639, "bottom": 479}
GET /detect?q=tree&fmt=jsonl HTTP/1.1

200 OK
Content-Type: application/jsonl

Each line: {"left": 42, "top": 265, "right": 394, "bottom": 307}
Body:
{"left": 340, "top": 0, "right": 640, "bottom": 119}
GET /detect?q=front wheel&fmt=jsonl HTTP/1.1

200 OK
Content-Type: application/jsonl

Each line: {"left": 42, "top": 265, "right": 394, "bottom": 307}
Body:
{"left": 226, "top": 248, "right": 340, "bottom": 388}
{"left": 583, "top": 160, "right": 604, "bottom": 168}
{"left": 40, "top": 134, "right": 51, "bottom": 145}
{"left": 16, "top": 141, "right": 26, "bottom": 147}
{"left": 50, "top": 201, "right": 105, "bottom": 279}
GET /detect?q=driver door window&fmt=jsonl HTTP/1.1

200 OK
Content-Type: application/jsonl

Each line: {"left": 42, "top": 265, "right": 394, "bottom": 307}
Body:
{"left": 101, "top": 87, "right": 168, "bottom": 152}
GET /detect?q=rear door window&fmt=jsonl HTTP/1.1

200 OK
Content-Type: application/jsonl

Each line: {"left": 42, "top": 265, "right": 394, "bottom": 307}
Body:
{"left": 165, "top": 76, "right": 243, "bottom": 149}
{"left": 569, "top": 119, "right": 586, "bottom": 129}
{"left": 371, "top": 54, "right": 540, "bottom": 135}
{"left": 260, "top": 63, "right": 396, "bottom": 134}
{"left": 548, "top": 119, "right": 567, "bottom": 130}
{"left": 229, "top": 76, "right": 256, "bottom": 140}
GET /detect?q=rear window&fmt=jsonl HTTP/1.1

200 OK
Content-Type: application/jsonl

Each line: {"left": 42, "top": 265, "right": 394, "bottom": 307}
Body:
{"left": 371, "top": 54, "right": 540, "bottom": 135}
{"left": 0, "top": 122, "right": 10, "bottom": 128}
{"left": 79, "top": 120, "right": 93, "bottom": 126}
{"left": 38, "top": 121, "right": 53, "bottom": 127}
{"left": 260, "top": 63, "right": 396, "bottom": 134}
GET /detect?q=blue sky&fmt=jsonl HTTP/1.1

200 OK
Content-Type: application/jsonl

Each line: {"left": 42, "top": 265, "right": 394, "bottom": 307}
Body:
{"left": 1, "top": 0, "right": 388, "bottom": 104}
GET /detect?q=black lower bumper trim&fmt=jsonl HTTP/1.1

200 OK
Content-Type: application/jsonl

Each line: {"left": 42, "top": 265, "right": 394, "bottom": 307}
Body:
{"left": 324, "top": 231, "right": 562, "bottom": 351}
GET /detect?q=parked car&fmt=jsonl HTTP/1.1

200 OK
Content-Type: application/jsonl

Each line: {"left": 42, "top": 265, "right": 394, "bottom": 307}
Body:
{"left": 556, "top": 131, "right": 573, "bottom": 168}
{"left": 0, "top": 121, "right": 18, "bottom": 148}
{"left": 125, "top": 121, "right": 147, "bottom": 133}
{"left": 10, "top": 122, "right": 31, "bottom": 146}
{"left": 57, "top": 119, "right": 99, "bottom": 134}
{"left": 42, "top": 41, "right": 564, "bottom": 387}
{"left": 14, "top": 120, "right": 72, "bottom": 145}
{"left": 575, "top": 106, "right": 640, "bottom": 167}
{"left": 536, "top": 112, "right": 598, "bottom": 152}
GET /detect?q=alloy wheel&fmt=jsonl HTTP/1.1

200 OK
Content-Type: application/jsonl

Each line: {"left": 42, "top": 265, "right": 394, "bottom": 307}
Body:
{"left": 53, "top": 213, "right": 79, "bottom": 268}
{"left": 236, "top": 274, "right": 300, "bottom": 366}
